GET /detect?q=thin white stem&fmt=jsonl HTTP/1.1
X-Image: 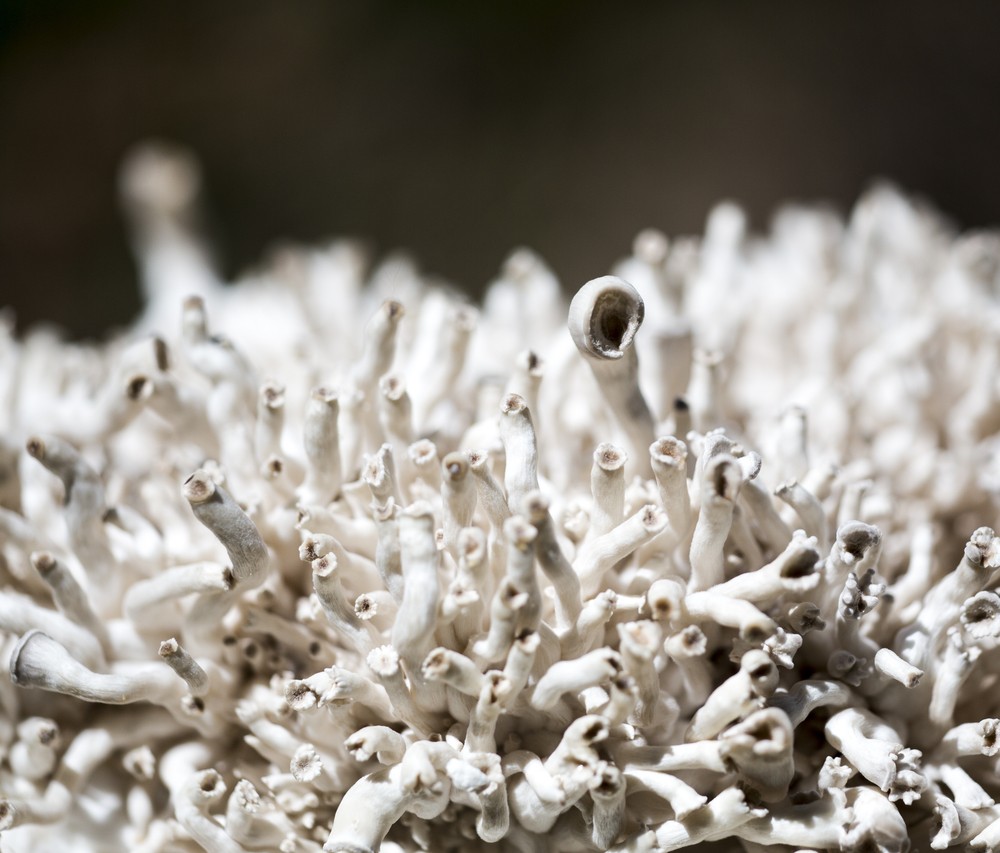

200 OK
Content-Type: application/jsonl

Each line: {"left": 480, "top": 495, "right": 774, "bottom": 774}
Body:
{"left": 775, "top": 405, "right": 810, "bottom": 483}
{"left": 590, "top": 764, "right": 626, "bottom": 849}
{"left": 624, "top": 770, "right": 707, "bottom": 820}
{"left": 523, "top": 490, "right": 581, "bottom": 630}
{"left": 502, "top": 629, "right": 540, "bottom": 703}
{"left": 574, "top": 504, "right": 668, "bottom": 585}
{"left": 158, "top": 638, "right": 208, "bottom": 696}
{"left": 363, "top": 444, "right": 400, "bottom": 509}
{"left": 686, "top": 650, "right": 778, "bottom": 741}
{"left": 824, "top": 707, "right": 927, "bottom": 803}
{"left": 560, "top": 590, "right": 616, "bottom": 659}
{"left": 465, "top": 671, "right": 510, "bottom": 753}
{"left": 299, "top": 386, "right": 343, "bottom": 504}
{"left": 0, "top": 591, "right": 105, "bottom": 669}
{"left": 505, "top": 349, "right": 544, "bottom": 427}
{"left": 649, "top": 436, "right": 692, "bottom": 541}
{"left": 391, "top": 503, "right": 441, "bottom": 674}
{"left": 296, "top": 504, "right": 378, "bottom": 559}
{"left": 617, "top": 620, "right": 663, "bottom": 726}
{"left": 378, "top": 374, "right": 414, "bottom": 454}
{"left": 411, "top": 303, "right": 477, "bottom": 426}
{"left": 255, "top": 379, "right": 285, "bottom": 465}
{"left": 11, "top": 630, "right": 182, "bottom": 706}
{"left": 452, "top": 526, "right": 489, "bottom": 648}
{"left": 8, "top": 717, "right": 60, "bottom": 782}
{"left": 353, "top": 300, "right": 404, "bottom": 396}
{"left": 503, "top": 515, "right": 541, "bottom": 631}
{"left": 366, "top": 645, "right": 441, "bottom": 735}
{"left": 472, "top": 580, "right": 529, "bottom": 664}
{"left": 774, "top": 480, "right": 827, "bottom": 552}
{"left": 371, "top": 498, "right": 404, "bottom": 602}
{"left": 683, "top": 590, "right": 777, "bottom": 642}
{"left": 710, "top": 530, "right": 821, "bottom": 602}
{"left": 688, "top": 453, "right": 742, "bottom": 591}
{"left": 664, "top": 625, "right": 713, "bottom": 712}
{"left": 183, "top": 470, "right": 268, "bottom": 589}
{"left": 929, "top": 629, "right": 980, "bottom": 727}
{"left": 300, "top": 530, "right": 380, "bottom": 592}
{"left": 421, "top": 647, "right": 484, "bottom": 697}
{"left": 739, "top": 478, "right": 793, "bottom": 555}
{"left": 567, "top": 276, "right": 655, "bottom": 475}
{"left": 937, "top": 719, "right": 1000, "bottom": 759}
{"left": 345, "top": 725, "right": 407, "bottom": 764}
{"left": 25, "top": 435, "right": 118, "bottom": 610}
{"left": 312, "top": 554, "right": 380, "bottom": 655}
{"left": 531, "top": 648, "right": 621, "bottom": 711}
{"left": 175, "top": 770, "right": 247, "bottom": 853}
{"left": 407, "top": 439, "right": 441, "bottom": 494}
{"left": 653, "top": 788, "right": 762, "bottom": 851}
{"left": 124, "top": 562, "right": 231, "bottom": 623}
{"left": 646, "top": 322, "right": 693, "bottom": 423}
{"left": 499, "top": 393, "right": 539, "bottom": 514}
{"left": 466, "top": 449, "right": 511, "bottom": 530}
{"left": 589, "top": 443, "right": 627, "bottom": 539}
{"left": 31, "top": 550, "right": 111, "bottom": 655}
{"left": 873, "top": 647, "right": 923, "bottom": 688}
{"left": 441, "top": 452, "right": 476, "bottom": 551}
{"left": 768, "top": 678, "right": 854, "bottom": 727}
{"left": 599, "top": 674, "right": 638, "bottom": 725}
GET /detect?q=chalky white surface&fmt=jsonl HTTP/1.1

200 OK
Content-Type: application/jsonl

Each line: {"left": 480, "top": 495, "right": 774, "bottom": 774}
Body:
{"left": 2, "top": 148, "right": 1000, "bottom": 851}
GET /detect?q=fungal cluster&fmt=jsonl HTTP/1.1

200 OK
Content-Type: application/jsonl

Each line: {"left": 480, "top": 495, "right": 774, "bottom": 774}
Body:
{"left": 1, "top": 147, "right": 1000, "bottom": 852}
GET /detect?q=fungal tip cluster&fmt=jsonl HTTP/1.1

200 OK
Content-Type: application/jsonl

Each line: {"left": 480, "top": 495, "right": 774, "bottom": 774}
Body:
{"left": 1, "top": 144, "right": 1000, "bottom": 851}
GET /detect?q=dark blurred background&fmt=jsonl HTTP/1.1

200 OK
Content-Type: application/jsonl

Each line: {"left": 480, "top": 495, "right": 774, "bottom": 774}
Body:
{"left": 2, "top": 0, "right": 1000, "bottom": 338}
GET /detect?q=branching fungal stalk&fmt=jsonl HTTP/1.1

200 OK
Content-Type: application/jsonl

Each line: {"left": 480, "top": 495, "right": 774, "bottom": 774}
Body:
{"left": 2, "top": 157, "right": 999, "bottom": 853}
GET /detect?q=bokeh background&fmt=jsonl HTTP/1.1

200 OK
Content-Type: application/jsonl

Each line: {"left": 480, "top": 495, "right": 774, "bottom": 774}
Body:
{"left": 3, "top": 0, "right": 1000, "bottom": 338}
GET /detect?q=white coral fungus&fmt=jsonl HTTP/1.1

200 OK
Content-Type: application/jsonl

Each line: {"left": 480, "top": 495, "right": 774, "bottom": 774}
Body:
{"left": 1, "top": 146, "right": 1000, "bottom": 852}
